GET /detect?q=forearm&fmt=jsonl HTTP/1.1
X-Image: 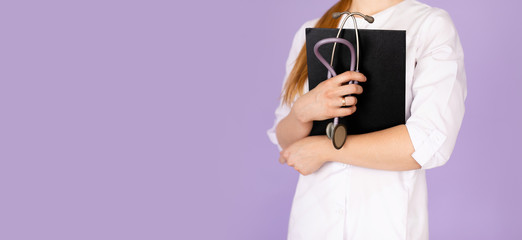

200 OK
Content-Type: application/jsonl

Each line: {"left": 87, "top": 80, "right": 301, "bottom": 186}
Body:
{"left": 326, "top": 124, "right": 421, "bottom": 171}
{"left": 276, "top": 109, "right": 313, "bottom": 150}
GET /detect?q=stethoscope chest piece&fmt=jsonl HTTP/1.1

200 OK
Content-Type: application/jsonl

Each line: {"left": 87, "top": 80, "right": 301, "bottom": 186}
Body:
{"left": 326, "top": 122, "right": 347, "bottom": 150}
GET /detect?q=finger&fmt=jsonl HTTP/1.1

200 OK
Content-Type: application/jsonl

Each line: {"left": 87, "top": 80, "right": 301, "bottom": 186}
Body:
{"left": 334, "top": 71, "right": 367, "bottom": 85}
{"left": 296, "top": 168, "right": 307, "bottom": 176}
{"left": 279, "top": 154, "right": 288, "bottom": 165}
{"left": 335, "top": 84, "right": 363, "bottom": 96}
{"left": 331, "top": 95, "right": 357, "bottom": 107}
{"left": 279, "top": 150, "right": 286, "bottom": 164}
{"left": 345, "top": 96, "right": 357, "bottom": 106}
{"left": 279, "top": 155, "right": 286, "bottom": 164}
{"left": 287, "top": 158, "right": 295, "bottom": 166}
{"left": 335, "top": 105, "right": 357, "bottom": 117}
{"left": 283, "top": 150, "right": 290, "bottom": 159}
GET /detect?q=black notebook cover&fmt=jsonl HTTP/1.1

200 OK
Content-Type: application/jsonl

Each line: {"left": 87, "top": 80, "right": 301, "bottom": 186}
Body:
{"left": 305, "top": 28, "right": 406, "bottom": 136}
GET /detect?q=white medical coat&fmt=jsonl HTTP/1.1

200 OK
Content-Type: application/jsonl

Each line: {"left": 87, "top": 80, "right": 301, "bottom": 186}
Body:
{"left": 266, "top": 0, "right": 467, "bottom": 239}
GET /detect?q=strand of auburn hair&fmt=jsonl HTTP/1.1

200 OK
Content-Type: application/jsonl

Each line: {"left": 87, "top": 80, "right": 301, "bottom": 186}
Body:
{"left": 280, "top": 0, "right": 352, "bottom": 107}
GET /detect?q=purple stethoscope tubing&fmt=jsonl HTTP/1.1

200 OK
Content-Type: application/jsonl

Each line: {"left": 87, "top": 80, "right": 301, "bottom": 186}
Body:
{"left": 313, "top": 38, "right": 356, "bottom": 126}
{"left": 312, "top": 11, "right": 373, "bottom": 149}
{"left": 313, "top": 38, "right": 356, "bottom": 79}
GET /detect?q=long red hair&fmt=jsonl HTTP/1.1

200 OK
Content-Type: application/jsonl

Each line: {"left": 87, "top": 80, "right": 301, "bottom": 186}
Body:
{"left": 280, "top": 0, "right": 352, "bottom": 106}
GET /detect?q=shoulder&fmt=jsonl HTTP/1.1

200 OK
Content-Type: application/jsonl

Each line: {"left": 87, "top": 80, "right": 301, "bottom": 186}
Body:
{"left": 302, "top": 17, "right": 320, "bottom": 29}
{"left": 400, "top": 1, "right": 461, "bottom": 58}
{"left": 394, "top": 0, "right": 455, "bottom": 31}
{"left": 390, "top": 0, "right": 455, "bottom": 31}
{"left": 401, "top": 0, "right": 452, "bottom": 20}
{"left": 285, "top": 17, "right": 320, "bottom": 65}
{"left": 420, "top": 5, "right": 455, "bottom": 31}
{"left": 407, "top": 1, "right": 457, "bottom": 34}
{"left": 290, "top": 17, "right": 320, "bottom": 46}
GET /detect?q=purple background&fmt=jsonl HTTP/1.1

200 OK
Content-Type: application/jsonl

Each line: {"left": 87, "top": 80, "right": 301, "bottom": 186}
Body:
{"left": 0, "top": 0, "right": 520, "bottom": 239}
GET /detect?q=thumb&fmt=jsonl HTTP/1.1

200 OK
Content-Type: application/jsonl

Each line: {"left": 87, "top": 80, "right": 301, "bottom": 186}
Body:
{"left": 279, "top": 155, "right": 286, "bottom": 164}
{"left": 279, "top": 150, "right": 288, "bottom": 164}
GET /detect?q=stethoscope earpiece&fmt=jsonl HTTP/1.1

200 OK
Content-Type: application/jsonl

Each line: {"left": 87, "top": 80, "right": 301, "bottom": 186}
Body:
{"left": 315, "top": 11, "right": 373, "bottom": 150}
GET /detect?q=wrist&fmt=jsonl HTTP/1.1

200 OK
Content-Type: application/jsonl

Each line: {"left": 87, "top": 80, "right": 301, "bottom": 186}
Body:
{"left": 317, "top": 135, "right": 336, "bottom": 163}
{"left": 290, "top": 102, "right": 310, "bottom": 124}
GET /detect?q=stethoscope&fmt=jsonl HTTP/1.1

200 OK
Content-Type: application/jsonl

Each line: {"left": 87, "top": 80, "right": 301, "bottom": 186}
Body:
{"left": 313, "top": 11, "right": 374, "bottom": 150}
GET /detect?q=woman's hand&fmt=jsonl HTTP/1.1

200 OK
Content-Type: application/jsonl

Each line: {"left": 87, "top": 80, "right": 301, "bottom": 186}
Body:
{"left": 292, "top": 71, "right": 366, "bottom": 123}
{"left": 279, "top": 135, "right": 333, "bottom": 175}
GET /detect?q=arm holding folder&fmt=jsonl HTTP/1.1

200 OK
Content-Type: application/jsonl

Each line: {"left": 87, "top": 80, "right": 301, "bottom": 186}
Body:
{"left": 276, "top": 10, "right": 465, "bottom": 174}
{"left": 277, "top": 77, "right": 418, "bottom": 174}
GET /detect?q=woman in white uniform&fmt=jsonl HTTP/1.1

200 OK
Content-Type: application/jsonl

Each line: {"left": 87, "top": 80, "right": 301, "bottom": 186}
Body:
{"left": 266, "top": 0, "right": 466, "bottom": 239}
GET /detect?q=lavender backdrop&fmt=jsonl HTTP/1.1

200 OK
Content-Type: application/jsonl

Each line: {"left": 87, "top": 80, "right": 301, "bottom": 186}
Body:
{"left": 0, "top": 0, "right": 520, "bottom": 239}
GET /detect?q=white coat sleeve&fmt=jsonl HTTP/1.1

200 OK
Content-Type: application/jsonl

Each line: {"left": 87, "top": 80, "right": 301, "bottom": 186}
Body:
{"left": 266, "top": 19, "right": 317, "bottom": 152}
{"left": 405, "top": 9, "right": 467, "bottom": 169}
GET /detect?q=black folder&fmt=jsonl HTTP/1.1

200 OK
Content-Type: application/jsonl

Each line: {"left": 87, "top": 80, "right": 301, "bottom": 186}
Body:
{"left": 305, "top": 28, "right": 406, "bottom": 136}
